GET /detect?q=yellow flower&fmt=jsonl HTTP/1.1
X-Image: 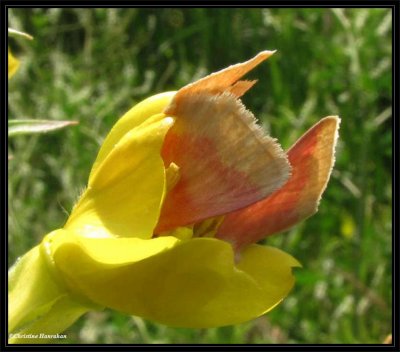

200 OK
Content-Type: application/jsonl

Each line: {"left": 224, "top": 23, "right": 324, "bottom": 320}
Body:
{"left": 8, "top": 47, "right": 20, "bottom": 79}
{"left": 8, "top": 28, "right": 33, "bottom": 79}
{"left": 8, "top": 51, "right": 339, "bottom": 342}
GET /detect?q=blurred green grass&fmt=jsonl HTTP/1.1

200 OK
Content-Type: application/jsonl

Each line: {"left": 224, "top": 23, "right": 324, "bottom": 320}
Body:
{"left": 8, "top": 8, "right": 392, "bottom": 344}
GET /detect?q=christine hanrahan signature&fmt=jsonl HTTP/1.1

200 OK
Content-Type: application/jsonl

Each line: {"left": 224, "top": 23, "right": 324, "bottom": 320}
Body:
{"left": 9, "top": 333, "right": 67, "bottom": 340}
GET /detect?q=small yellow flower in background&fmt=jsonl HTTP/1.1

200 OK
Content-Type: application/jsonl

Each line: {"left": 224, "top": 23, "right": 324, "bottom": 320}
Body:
{"left": 8, "top": 47, "right": 20, "bottom": 79}
{"left": 8, "top": 28, "right": 78, "bottom": 141}
{"left": 8, "top": 51, "right": 339, "bottom": 343}
{"left": 8, "top": 28, "right": 33, "bottom": 79}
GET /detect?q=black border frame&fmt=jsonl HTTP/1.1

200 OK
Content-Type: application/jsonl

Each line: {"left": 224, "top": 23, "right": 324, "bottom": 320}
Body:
{"left": 2, "top": 1, "right": 398, "bottom": 351}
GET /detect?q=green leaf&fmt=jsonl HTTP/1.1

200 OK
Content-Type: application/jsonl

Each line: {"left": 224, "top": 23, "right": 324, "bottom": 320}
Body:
{"left": 8, "top": 119, "right": 78, "bottom": 137}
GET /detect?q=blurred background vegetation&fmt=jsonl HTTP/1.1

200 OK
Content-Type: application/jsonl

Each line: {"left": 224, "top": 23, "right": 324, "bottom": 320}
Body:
{"left": 8, "top": 8, "right": 392, "bottom": 344}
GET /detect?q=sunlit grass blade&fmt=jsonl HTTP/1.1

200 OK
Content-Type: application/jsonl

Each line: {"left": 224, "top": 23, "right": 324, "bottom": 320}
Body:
{"left": 8, "top": 120, "right": 78, "bottom": 137}
{"left": 8, "top": 28, "right": 34, "bottom": 40}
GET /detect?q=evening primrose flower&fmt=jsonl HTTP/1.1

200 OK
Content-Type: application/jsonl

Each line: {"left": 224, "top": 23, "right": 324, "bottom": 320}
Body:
{"left": 8, "top": 51, "right": 339, "bottom": 343}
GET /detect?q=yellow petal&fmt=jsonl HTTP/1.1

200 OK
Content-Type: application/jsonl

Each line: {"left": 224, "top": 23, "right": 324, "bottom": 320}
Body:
{"left": 8, "top": 47, "right": 20, "bottom": 79}
{"left": 8, "top": 245, "right": 65, "bottom": 333}
{"left": 65, "top": 115, "right": 174, "bottom": 239}
{"left": 8, "top": 294, "right": 92, "bottom": 344}
{"left": 89, "top": 91, "right": 176, "bottom": 182}
{"left": 50, "top": 229, "right": 300, "bottom": 328}
{"left": 236, "top": 244, "right": 302, "bottom": 313}
{"left": 8, "top": 239, "right": 95, "bottom": 341}
{"left": 48, "top": 228, "right": 180, "bottom": 265}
